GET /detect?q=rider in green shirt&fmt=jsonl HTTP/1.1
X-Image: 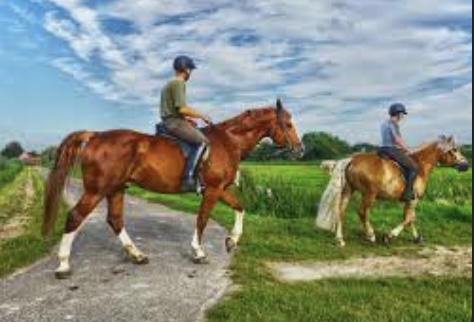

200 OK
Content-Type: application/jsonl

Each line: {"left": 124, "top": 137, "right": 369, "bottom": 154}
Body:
{"left": 160, "top": 56, "right": 212, "bottom": 191}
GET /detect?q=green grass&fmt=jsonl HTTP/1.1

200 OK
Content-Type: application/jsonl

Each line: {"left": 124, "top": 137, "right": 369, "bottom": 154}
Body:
{"left": 0, "top": 160, "right": 23, "bottom": 192}
{"left": 117, "top": 163, "right": 474, "bottom": 321}
{"left": 0, "top": 169, "right": 67, "bottom": 277}
{"left": 208, "top": 277, "right": 472, "bottom": 322}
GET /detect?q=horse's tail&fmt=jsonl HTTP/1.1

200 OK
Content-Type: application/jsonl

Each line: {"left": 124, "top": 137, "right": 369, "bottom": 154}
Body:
{"left": 316, "top": 158, "right": 352, "bottom": 232}
{"left": 42, "top": 131, "right": 96, "bottom": 237}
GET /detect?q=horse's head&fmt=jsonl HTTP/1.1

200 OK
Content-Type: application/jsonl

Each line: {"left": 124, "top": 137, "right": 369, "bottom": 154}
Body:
{"left": 268, "top": 99, "right": 304, "bottom": 159}
{"left": 437, "top": 136, "right": 470, "bottom": 172}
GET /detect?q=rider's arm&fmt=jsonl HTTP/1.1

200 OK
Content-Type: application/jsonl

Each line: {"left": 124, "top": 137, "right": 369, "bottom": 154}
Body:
{"left": 393, "top": 134, "right": 411, "bottom": 153}
{"left": 179, "top": 106, "right": 211, "bottom": 124}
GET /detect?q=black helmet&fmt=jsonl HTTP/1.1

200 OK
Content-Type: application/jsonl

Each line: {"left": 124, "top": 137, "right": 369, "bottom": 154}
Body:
{"left": 389, "top": 103, "right": 408, "bottom": 116}
{"left": 173, "top": 55, "right": 197, "bottom": 71}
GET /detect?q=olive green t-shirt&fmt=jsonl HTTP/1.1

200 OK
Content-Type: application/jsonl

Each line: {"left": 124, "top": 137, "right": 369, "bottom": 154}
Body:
{"left": 160, "top": 78, "right": 187, "bottom": 120}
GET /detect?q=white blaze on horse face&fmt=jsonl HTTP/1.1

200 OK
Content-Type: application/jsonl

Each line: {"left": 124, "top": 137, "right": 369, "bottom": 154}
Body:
{"left": 56, "top": 232, "right": 77, "bottom": 273}
{"left": 231, "top": 211, "right": 245, "bottom": 243}
{"left": 191, "top": 229, "right": 206, "bottom": 258}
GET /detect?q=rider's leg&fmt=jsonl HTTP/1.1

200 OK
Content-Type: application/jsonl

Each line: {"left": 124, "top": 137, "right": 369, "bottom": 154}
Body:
{"left": 382, "top": 148, "right": 419, "bottom": 201}
{"left": 395, "top": 152, "right": 419, "bottom": 201}
{"left": 163, "top": 118, "right": 210, "bottom": 191}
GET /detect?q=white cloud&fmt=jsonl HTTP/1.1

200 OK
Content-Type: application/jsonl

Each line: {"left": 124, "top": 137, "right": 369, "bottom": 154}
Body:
{"left": 30, "top": 0, "right": 473, "bottom": 143}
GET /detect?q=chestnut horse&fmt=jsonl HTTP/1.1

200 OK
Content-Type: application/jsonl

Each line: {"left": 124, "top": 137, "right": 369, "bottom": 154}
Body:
{"left": 43, "top": 100, "right": 303, "bottom": 278}
{"left": 316, "top": 136, "right": 469, "bottom": 247}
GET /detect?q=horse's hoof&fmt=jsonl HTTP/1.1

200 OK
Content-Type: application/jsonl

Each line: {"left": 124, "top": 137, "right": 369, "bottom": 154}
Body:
{"left": 193, "top": 256, "right": 210, "bottom": 265}
{"left": 365, "top": 236, "right": 377, "bottom": 244}
{"left": 383, "top": 234, "right": 393, "bottom": 245}
{"left": 225, "top": 237, "right": 237, "bottom": 253}
{"left": 131, "top": 254, "right": 149, "bottom": 265}
{"left": 55, "top": 270, "right": 72, "bottom": 280}
{"left": 413, "top": 235, "right": 424, "bottom": 245}
{"left": 336, "top": 240, "right": 346, "bottom": 248}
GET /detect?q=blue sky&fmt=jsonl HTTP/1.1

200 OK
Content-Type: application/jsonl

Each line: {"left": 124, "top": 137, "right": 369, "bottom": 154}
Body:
{"left": 0, "top": 0, "right": 472, "bottom": 150}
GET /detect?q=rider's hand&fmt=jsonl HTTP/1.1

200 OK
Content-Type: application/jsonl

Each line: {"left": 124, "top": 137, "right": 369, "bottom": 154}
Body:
{"left": 202, "top": 115, "right": 212, "bottom": 125}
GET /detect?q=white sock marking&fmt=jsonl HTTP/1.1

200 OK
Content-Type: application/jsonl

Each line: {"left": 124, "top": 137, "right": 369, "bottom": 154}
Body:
{"left": 56, "top": 232, "right": 77, "bottom": 273}
{"left": 191, "top": 229, "right": 206, "bottom": 258}
{"left": 118, "top": 229, "right": 142, "bottom": 257}
{"left": 231, "top": 211, "right": 245, "bottom": 243}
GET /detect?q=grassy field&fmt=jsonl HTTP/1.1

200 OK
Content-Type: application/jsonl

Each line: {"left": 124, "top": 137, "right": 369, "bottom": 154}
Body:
{"left": 0, "top": 168, "right": 67, "bottom": 277}
{"left": 129, "top": 163, "right": 472, "bottom": 322}
{"left": 0, "top": 160, "right": 23, "bottom": 192}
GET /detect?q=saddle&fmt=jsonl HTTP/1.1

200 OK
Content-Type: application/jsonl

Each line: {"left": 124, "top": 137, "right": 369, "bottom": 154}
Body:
{"left": 155, "top": 123, "right": 192, "bottom": 158}
{"left": 377, "top": 148, "right": 406, "bottom": 181}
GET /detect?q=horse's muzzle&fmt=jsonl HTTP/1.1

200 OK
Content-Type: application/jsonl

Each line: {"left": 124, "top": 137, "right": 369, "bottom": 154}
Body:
{"left": 291, "top": 144, "right": 305, "bottom": 160}
{"left": 455, "top": 162, "right": 470, "bottom": 172}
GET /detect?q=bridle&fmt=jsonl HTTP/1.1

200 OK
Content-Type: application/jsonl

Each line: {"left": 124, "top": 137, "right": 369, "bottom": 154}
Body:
{"left": 275, "top": 107, "right": 295, "bottom": 151}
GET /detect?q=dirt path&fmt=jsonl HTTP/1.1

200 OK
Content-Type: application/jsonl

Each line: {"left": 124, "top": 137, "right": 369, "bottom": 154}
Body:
{"left": 0, "top": 176, "right": 232, "bottom": 322}
{"left": 269, "top": 246, "right": 472, "bottom": 282}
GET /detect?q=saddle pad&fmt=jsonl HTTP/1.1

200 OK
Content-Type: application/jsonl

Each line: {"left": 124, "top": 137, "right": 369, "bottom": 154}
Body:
{"left": 155, "top": 123, "right": 192, "bottom": 158}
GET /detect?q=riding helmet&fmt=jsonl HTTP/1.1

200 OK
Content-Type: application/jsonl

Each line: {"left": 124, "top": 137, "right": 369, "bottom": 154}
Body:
{"left": 173, "top": 55, "right": 197, "bottom": 71}
{"left": 389, "top": 103, "right": 408, "bottom": 116}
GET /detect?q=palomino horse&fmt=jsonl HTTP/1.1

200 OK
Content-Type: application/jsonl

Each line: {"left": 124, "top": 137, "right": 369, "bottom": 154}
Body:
{"left": 316, "top": 136, "right": 469, "bottom": 247}
{"left": 43, "top": 100, "right": 303, "bottom": 278}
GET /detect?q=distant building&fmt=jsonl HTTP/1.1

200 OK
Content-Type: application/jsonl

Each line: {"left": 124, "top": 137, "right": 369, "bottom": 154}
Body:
{"left": 19, "top": 152, "right": 41, "bottom": 166}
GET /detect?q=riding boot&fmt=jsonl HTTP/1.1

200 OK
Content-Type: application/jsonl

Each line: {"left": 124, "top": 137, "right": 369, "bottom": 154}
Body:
{"left": 181, "top": 143, "right": 207, "bottom": 192}
{"left": 401, "top": 169, "right": 417, "bottom": 202}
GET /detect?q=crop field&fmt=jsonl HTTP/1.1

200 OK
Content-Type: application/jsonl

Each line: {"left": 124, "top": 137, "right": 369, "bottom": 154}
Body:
{"left": 129, "top": 163, "right": 472, "bottom": 322}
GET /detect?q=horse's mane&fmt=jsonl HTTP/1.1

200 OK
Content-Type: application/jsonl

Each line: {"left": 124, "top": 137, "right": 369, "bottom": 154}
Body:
{"left": 214, "top": 106, "right": 276, "bottom": 129}
{"left": 411, "top": 141, "right": 439, "bottom": 156}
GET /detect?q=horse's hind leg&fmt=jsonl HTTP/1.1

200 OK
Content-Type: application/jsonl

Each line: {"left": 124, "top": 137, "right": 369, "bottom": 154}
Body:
{"left": 336, "top": 186, "right": 352, "bottom": 247}
{"left": 358, "top": 193, "right": 377, "bottom": 243}
{"left": 106, "top": 191, "right": 149, "bottom": 265}
{"left": 56, "top": 192, "right": 103, "bottom": 279}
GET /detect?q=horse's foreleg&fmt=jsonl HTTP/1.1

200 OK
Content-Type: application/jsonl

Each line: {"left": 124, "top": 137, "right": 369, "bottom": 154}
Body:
{"left": 387, "top": 201, "right": 418, "bottom": 242}
{"left": 220, "top": 191, "right": 245, "bottom": 253}
{"left": 192, "top": 188, "right": 220, "bottom": 264}
{"left": 107, "top": 191, "right": 148, "bottom": 265}
{"left": 56, "top": 192, "right": 103, "bottom": 279}
{"left": 336, "top": 187, "right": 352, "bottom": 247}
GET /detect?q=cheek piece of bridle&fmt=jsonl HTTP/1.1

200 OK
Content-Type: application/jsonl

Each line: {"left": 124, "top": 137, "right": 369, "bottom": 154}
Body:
{"left": 272, "top": 107, "right": 295, "bottom": 152}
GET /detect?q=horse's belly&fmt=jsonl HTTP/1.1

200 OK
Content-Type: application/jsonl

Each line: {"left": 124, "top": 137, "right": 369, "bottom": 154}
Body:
{"left": 129, "top": 142, "right": 185, "bottom": 194}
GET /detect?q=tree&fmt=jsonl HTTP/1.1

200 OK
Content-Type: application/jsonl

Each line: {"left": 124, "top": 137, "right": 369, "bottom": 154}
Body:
{"left": 353, "top": 143, "right": 377, "bottom": 153}
{"left": 1, "top": 141, "right": 24, "bottom": 159}
{"left": 246, "top": 141, "right": 284, "bottom": 161}
{"left": 461, "top": 145, "right": 472, "bottom": 164}
{"left": 41, "top": 146, "right": 58, "bottom": 167}
{"left": 301, "top": 132, "right": 352, "bottom": 160}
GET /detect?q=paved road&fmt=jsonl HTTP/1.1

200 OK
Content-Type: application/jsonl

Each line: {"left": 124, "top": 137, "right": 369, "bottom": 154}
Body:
{"left": 0, "top": 179, "right": 231, "bottom": 322}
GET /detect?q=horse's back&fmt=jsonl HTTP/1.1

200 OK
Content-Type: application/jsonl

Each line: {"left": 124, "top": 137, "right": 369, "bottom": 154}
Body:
{"left": 347, "top": 153, "right": 403, "bottom": 196}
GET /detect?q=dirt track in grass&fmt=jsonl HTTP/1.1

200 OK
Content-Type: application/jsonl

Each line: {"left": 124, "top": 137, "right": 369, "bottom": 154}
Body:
{"left": 269, "top": 246, "right": 472, "bottom": 282}
{"left": 0, "top": 169, "right": 35, "bottom": 242}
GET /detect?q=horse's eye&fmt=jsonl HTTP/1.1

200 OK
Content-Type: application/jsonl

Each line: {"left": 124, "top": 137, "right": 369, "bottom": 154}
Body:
{"left": 287, "top": 123, "right": 293, "bottom": 128}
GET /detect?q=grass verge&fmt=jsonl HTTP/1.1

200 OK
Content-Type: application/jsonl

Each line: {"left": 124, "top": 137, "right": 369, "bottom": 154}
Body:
{"left": 0, "top": 168, "right": 67, "bottom": 278}
{"left": 127, "top": 163, "right": 472, "bottom": 322}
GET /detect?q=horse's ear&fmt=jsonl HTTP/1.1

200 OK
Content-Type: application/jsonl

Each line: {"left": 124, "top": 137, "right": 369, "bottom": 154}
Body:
{"left": 276, "top": 99, "right": 283, "bottom": 111}
{"left": 448, "top": 135, "right": 454, "bottom": 143}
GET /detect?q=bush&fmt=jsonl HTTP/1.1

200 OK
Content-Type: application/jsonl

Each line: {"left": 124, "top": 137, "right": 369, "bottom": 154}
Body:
{"left": 0, "top": 160, "right": 23, "bottom": 190}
